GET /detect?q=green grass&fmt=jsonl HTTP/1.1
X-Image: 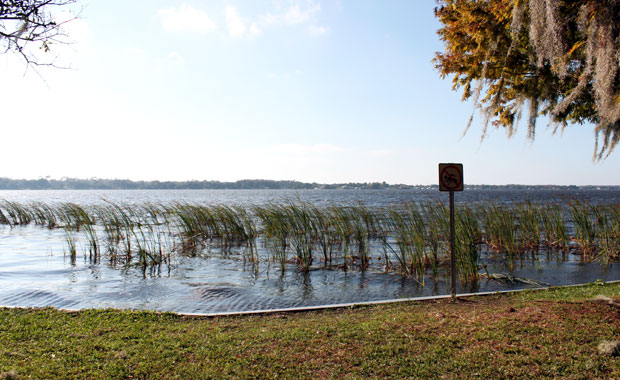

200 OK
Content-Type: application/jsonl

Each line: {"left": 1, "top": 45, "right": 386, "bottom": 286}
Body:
{"left": 0, "top": 282, "right": 619, "bottom": 379}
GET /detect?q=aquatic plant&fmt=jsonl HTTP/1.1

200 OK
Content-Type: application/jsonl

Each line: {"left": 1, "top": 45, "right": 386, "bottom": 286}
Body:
{"left": 285, "top": 201, "right": 315, "bottom": 271}
{"left": 516, "top": 202, "right": 540, "bottom": 253}
{"left": 569, "top": 201, "right": 597, "bottom": 257}
{"left": 592, "top": 204, "right": 620, "bottom": 262}
{"left": 540, "top": 203, "right": 569, "bottom": 251}
{"left": 2, "top": 198, "right": 620, "bottom": 285}
{"left": 481, "top": 203, "right": 518, "bottom": 258}
{"left": 455, "top": 204, "right": 481, "bottom": 283}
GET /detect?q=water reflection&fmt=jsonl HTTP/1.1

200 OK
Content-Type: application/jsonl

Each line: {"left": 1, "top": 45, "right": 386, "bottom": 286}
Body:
{"left": 0, "top": 253, "right": 612, "bottom": 314}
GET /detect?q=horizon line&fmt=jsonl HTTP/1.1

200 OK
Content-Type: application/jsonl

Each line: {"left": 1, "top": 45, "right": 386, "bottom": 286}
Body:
{"left": 0, "top": 177, "right": 619, "bottom": 187}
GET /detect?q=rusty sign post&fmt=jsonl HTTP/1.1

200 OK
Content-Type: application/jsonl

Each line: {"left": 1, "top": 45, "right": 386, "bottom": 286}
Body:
{"left": 439, "top": 163, "right": 463, "bottom": 300}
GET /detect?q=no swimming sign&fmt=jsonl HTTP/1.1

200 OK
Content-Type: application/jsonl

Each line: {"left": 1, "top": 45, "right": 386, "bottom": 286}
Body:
{"left": 438, "top": 163, "right": 463, "bottom": 192}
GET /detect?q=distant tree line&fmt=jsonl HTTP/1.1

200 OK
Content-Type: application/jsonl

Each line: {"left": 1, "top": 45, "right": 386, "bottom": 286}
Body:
{"left": 0, "top": 178, "right": 402, "bottom": 190}
{"left": 0, "top": 178, "right": 616, "bottom": 190}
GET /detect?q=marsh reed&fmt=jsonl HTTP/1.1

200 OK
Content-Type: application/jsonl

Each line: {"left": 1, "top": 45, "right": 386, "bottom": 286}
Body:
{"left": 1, "top": 199, "right": 618, "bottom": 283}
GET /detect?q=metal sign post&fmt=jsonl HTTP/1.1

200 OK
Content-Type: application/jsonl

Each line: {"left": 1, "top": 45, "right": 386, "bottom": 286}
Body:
{"left": 439, "top": 163, "right": 463, "bottom": 300}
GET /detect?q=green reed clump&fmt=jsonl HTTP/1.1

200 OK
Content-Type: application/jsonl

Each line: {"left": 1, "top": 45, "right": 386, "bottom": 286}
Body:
{"left": 308, "top": 204, "right": 334, "bottom": 265}
{"left": 1, "top": 200, "right": 33, "bottom": 225}
{"left": 610, "top": 205, "right": 620, "bottom": 259}
{"left": 93, "top": 203, "right": 132, "bottom": 264}
{"left": 0, "top": 207, "right": 8, "bottom": 225}
{"left": 29, "top": 201, "right": 58, "bottom": 228}
{"left": 56, "top": 203, "right": 87, "bottom": 230}
{"left": 170, "top": 203, "right": 257, "bottom": 253}
{"left": 387, "top": 203, "right": 427, "bottom": 280}
{"left": 112, "top": 203, "right": 141, "bottom": 262}
{"left": 231, "top": 206, "right": 258, "bottom": 261}
{"left": 63, "top": 228, "right": 78, "bottom": 264}
{"left": 329, "top": 206, "right": 353, "bottom": 263}
{"left": 94, "top": 205, "right": 120, "bottom": 247}
{"left": 170, "top": 203, "right": 207, "bottom": 254}
{"left": 254, "top": 204, "right": 290, "bottom": 269}
{"left": 217, "top": 205, "right": 257, "bottom": 249}
{"left": 132, "top": 223, "right": 165, "bottom": 266}
{"left": 592, "top": 204, "right": 620, "bottom": 262}
{"left": 373, "top": 209, "right": 393, "bottom": 270}
{"left": 481, "top": 203, "right": 518, "bottom": 258}
{"left": 387, "top": 209, "right": 412, "bottom": 275}
{"left": 569, "top": 201, "right": 597, "bottom": 257}
{"left": 422, "top": 201, "right": 448, "bottom": 278}
{"left": 75, "top": 205, "right": 100, "bottom": 260}
{"left": 53, "top": 203, "right": 101, "bottom": 260}
{"left": 455, "top": 204, "right": 481, "bottom": 283}
{"left": 350, "top": 205, "right": 370, "bottom": 267}
{"left": 516, "top": 202, "right": 540, "bottom": 253}
{"left": 540, "top": 203, "right": 569, "bottom": 251}
{"left": 284, "top": 201, "right": 315, "bottom": 271}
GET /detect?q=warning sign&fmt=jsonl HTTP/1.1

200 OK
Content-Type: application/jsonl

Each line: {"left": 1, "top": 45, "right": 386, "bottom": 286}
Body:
{"left": 439, "top": 163, "right": 463, "bottom": 192}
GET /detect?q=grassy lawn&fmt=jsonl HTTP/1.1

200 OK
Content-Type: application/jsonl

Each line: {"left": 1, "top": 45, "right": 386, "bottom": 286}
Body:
{"left": 1, "top": 283, "right": 619, "bottom": 379}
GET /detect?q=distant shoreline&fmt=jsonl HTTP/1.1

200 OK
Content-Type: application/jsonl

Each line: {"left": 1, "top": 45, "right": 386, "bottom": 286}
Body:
{"left": 0, "top": 178, "right": 618, "bottom": 190}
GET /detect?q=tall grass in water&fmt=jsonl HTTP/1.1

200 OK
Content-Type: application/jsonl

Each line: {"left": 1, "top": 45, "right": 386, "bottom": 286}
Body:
{"left": 309, "top": 204, "right": 334, "bottom": 265}
{"left": 63, "top": 228, "right": 78, "bottom": 264}
{"left": 330, "top": 205, "right": 353, "bottom": 266}
{"left": 56, "top": 203, "right": 101, "bottom": 261}
{"left": 170, "top": 203, "right": 213, "bottom": 255}
{"left": 352, "top": 203, "right": 378, "bottom": 268}
{"left": 2, "top": 199, "right": 620, "bottom": 284}
{"left": 455, "top": 205, "right": 481, "bottom": 283}
{"left": 254, "top": 204, "right": 289, "bottom": 270}
{"left": 610, "top": 205, "right": 620, "bottom": 259}
{"left": 388, "top": 203, "right": 427, "bottom": 281}
{"left": 2, "top": 200, "right": 33, "bottom": 226}
{"left": 481, "top": 203, "right": 518, "bottom": 259}
{"left": 93, "top": 204, "right": 125, "bottom": 262}
{"left": 285, "top": 201, "right": 314, "bottom": 271}
{"left": 569, "top": 201, "right": 596, "bottom": 257}
{"left": 422, "top": 201, "right": 448, "bottom": 278}
{"left": 516, "top": 202, "right": 540, "bottom": 254}
{"left": 30, "top": 202, "right": 58, "bottom": 228}
{"left": 540, "top": 204, "right": 569, "bottom": 251}
{"left": 592, "top": 204, "right": 620, "bottom": 262}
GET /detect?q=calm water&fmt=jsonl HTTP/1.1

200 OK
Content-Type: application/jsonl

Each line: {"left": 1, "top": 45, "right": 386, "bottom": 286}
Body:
{"left": 0, "top": 189, "right": 619, "bottom": 314}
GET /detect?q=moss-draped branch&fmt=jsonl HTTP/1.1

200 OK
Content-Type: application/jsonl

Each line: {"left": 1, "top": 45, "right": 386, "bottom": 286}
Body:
{"left": 434, "top": 0, "right": 620, "bottom": 159}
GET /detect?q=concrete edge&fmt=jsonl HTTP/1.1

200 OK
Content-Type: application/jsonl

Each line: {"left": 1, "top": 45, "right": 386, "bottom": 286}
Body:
{"left": 1, "top": 280, "right": 619, "bottom": 317}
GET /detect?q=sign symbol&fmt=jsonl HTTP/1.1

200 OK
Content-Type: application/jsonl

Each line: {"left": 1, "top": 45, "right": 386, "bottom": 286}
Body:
{"left": 443, "top": 173, "right": 458, "bottom": 185}
{"left": 438, "top": 163, "right": 463, "bottom": 192}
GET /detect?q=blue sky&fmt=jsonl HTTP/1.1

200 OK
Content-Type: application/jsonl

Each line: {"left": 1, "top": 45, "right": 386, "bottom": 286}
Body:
{"left": 2, "top": 0, "right": 619, "bottom": 185}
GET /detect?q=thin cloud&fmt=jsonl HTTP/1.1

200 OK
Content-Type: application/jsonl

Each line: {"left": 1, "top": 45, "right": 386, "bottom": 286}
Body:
{"left": 369, "top": 149, "right": 396, "bottom": 158}
{"left": 308, "top": 25, "right": 329, "bottom": 36}
{"left": 158, "top": 5, "right": 217, "bottom": 34}
{"left": 167, "top": 51, "right": 185, "bottom": 65}
{"left": 273, "top": 143, "right": 348, "bottom": 155}
{"left": 225, "top": 6, "right": 246, "bottom": 37}
{"left": 259, "top": 0, "right": 321, "bottom": 26}
{"left": 249, "top": 22, "right": 262, "bottom": 37}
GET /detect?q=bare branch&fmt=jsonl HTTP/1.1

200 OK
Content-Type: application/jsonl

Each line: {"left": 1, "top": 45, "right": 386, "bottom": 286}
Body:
{"left": 0, "top": 0, "right": 77, "bottom": 70}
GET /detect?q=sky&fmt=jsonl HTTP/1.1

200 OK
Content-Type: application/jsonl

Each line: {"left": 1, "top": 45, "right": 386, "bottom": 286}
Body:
{"left": 1, "top": 0, "right": 619, "bottom": 185}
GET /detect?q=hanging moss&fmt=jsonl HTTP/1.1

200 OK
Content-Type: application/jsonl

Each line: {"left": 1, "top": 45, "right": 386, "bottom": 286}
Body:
{"left": 435, "top": 0, "right": 620, "bottom": 159}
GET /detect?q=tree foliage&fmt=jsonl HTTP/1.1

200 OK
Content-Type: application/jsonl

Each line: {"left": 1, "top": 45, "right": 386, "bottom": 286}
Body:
{"left": 434, "top": 0, "right": 620, "bottom": 159}
{"left": 0, "top": 0, "right": 76, "bottom": 67}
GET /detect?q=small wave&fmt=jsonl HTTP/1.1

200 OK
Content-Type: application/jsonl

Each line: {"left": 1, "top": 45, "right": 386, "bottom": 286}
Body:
{"left": 0, "top": 289, "right": 80, "bottom": 309}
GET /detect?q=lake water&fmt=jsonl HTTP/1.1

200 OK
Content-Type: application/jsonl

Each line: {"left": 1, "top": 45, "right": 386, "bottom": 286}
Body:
{"left": 0, "top": 189, "right": 619, "bottom": 314}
